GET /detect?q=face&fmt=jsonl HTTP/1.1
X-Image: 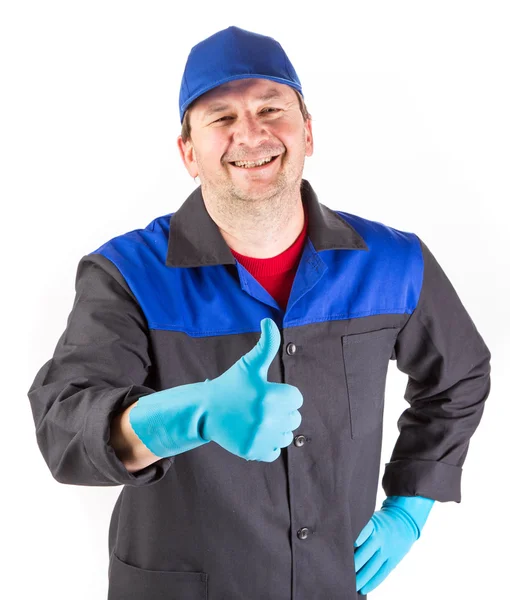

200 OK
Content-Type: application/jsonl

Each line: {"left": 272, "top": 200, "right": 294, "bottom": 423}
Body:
{"left": 178, "top": 78, "right": 313, "bottom": 203}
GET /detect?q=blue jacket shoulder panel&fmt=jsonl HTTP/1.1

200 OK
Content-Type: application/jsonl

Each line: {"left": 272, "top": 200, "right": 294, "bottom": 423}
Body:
{"left": 323, "top": 211, "right": 424, "bottom": 319}
{"left": 91, "top": 214, "right": 171, "bottom": 267}
{"left": 90, "top": 214, "right": 185, "bottom": 330}
{"left": 90, "top": 211, "right": 424, "bottom": 331}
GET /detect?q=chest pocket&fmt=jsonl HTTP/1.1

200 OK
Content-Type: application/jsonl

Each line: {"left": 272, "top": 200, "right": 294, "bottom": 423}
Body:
{"left": 108, "top": 552, "right": 208, "bottom": 599}
{"left": 342, "top": 328, "right": 399, "bottom": 439}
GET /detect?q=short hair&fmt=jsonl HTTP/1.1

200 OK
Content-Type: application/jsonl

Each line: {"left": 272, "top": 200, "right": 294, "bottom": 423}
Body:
{"left": 180, "top": 88, "right": 311, "bottom": 144}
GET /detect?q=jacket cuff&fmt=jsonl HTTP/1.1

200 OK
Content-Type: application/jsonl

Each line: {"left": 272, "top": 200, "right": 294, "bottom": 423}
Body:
{"left": 83, "top": 386, "right": 175, "bottom": 486}
{"left": 381, "top": 458, "right": 462, "bottom": 502}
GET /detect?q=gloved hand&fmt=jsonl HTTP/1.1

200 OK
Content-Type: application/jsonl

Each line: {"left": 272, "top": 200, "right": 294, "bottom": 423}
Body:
{"left": 200, "top": 317, "right": 303, "bottom": 461}
{"left": 354, "top": 495, "right": 435, "bottom": 595}
{"left": 129, "top": 317, "right": 303, "bottom": 462}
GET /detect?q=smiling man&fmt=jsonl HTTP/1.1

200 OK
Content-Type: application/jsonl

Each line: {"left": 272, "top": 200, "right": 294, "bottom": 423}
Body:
{"left": 28, "top": 25, "right": 491, "bottom": 600}
{"left": 178, "top": 77, "right": 313, "bottom": 258}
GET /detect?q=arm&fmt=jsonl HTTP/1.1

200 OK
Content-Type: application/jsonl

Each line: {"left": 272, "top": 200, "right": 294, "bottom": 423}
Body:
{"left": 382, "top": 237, "right": 491, "bottom": 501}
{"left": 110, "top": 403, "right": 160, "bottom": 473}
{"left": 27, "top": 253, "right": 175, "bottom": 486}
{"left": 354, "top": 237, "right": 491, "bottom": 594}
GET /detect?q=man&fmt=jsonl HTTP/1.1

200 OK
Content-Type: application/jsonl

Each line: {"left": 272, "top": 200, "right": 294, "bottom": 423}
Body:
{"left": 28, "top": 26, "right": 491, "bottom": 599}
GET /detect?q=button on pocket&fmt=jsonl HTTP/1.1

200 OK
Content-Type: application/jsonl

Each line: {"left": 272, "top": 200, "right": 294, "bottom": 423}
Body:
{"left": 108, "top": 552, "right": 208, "bottom": 599}
{"left": 342, "top": 328, "right": 399, "bottom": 439}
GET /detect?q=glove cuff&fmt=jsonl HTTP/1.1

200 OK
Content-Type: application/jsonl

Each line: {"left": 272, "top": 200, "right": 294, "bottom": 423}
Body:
{"left": 382, "top": 495, "right": 435, "bottom": 539}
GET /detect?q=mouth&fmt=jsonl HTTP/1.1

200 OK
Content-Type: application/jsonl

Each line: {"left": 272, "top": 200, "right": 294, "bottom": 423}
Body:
{"left": 228, "top": 155, "right": 281, "bottom": 170}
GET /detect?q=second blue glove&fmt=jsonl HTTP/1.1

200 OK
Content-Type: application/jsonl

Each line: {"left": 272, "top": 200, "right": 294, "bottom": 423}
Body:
{"left": 354, "top": 495, "right": 435, "bottom": 594}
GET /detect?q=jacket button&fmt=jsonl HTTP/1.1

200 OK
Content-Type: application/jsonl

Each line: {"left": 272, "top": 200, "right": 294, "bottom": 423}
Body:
{"left": 286, "top": 342, "right": 297, "bottom": 355}
{"left": 294, "top": 435, "right": 306, "bottom": 447}
{"left": 297, "top": 527, "right": 310, "bottom": 540}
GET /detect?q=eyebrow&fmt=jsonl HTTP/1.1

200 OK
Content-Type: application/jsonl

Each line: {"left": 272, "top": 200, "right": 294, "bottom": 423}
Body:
{"left": 201, "top": 88, "right": 285, "bottom": 120}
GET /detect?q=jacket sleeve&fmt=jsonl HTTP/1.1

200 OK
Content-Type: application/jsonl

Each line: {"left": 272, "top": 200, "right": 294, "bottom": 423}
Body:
{"left": 27, "top": 252, "right": 175, "bottom": 487}
{"left": 381, "top": 237, "right": 491, "bottom": 503}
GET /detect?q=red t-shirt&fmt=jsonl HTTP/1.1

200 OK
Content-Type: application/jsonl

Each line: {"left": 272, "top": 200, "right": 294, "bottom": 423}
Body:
{"left": 229, "top": 204, "right": 309, "bottom": 311}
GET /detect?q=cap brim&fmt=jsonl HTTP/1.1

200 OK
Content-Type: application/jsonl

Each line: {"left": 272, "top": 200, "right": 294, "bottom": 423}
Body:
{"left": 180, "top": 73, "right": 303, "bottom": 122}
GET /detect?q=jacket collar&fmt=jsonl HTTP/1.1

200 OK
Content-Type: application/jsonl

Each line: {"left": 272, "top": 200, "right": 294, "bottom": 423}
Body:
{"left": 165, "top": 178, "right": 367, "bottom": 268}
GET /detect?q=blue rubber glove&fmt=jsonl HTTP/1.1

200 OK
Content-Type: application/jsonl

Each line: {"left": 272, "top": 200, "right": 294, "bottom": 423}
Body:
{"left": 354, "top": 495, "right": 435, "bottom": 594}
{"left": 129, "top": 317, "right": 303, "bottom": 461}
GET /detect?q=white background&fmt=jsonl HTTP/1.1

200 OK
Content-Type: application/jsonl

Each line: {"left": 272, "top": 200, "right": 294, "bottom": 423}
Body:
{"left": 2, "top": 1, "right": 508, "bottom": 598}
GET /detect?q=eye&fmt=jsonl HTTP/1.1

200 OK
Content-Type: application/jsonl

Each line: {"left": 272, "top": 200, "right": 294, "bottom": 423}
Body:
{"left": 213, "top": 108, "right": 281, "bottom": 124}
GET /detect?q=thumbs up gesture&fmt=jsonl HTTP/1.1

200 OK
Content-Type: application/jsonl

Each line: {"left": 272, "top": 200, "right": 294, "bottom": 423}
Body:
{"left": 201, "top": 318, "right": 303, "bottom": 462}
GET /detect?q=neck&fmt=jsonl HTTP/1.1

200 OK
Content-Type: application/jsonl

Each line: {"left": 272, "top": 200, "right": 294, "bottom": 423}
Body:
{"left": 201, "top": 183, "right": 305, "bottom": 258}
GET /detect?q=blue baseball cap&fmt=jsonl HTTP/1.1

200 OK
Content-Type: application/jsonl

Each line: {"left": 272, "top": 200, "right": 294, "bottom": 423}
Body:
{"left": 178, "top": 26, "right": 304, "bottom": 123}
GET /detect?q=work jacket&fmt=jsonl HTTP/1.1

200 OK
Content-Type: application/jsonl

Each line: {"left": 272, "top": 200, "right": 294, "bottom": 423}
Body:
{"left": 28, "top": 179, "right": 491, "bottom": 599}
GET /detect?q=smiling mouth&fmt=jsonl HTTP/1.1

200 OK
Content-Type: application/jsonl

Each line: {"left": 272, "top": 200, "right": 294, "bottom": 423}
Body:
{"left": 229, "top": 155, "right": 280, "bottom": 169}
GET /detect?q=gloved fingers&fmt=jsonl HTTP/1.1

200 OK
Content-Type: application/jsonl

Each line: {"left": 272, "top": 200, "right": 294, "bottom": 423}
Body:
{"left": 360, "top": 558, "right": 392, "bottom": 595}
{"left": 354, "top": 519, "right": 375, "bottom": 548}
{"left": 355, "top": 548, "right": 385, "bottom": 592}
{"left": 286, "top": 409, "right": 302, "bottom": 430}
{"left": 280, "top": 430, "right": 295, "bottom": 447}
{"left": 260, "top": 446, "right": 281, "bottom": 462}
{"left": 353, "top": 531, "right": 379, "bottom": 572}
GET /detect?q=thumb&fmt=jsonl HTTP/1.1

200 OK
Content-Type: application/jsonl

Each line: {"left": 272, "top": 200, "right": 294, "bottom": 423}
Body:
{"left": 241, "top": 318, "right": 281, "bottom": 380}
{"left": 354, "top": 519, "right": 375, "bottom": 548}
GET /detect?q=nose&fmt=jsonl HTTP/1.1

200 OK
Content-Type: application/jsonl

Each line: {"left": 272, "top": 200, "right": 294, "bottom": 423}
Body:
{"left": 232, "top": 113, "right": 271, "bottom": 147}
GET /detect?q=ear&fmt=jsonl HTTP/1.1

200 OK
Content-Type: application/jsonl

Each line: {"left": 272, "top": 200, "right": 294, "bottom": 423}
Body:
{"left": 304, "top": 117, "right": 314, "bottom": 157}
{"left": 177, "top": 135, "right": 198, "bottom": 178}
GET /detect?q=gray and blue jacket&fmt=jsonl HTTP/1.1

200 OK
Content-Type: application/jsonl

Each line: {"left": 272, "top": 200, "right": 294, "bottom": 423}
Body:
{"left": 28, "top": 179, "right": 491, "bottom": 599}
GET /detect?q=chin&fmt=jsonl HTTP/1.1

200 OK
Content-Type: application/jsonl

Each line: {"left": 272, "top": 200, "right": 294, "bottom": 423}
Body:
{"left": 236, "top": 182, "right": 286, "bottom": 201}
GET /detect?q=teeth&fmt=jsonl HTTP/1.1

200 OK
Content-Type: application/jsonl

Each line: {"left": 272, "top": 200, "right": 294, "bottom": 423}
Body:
{"left": 233, "top": 156, "right": 273, "bottom": 168}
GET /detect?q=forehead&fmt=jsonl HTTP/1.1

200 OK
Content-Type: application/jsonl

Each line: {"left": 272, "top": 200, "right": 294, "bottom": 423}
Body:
{"left": 192, "top": 78, "right": 296, "bottom": 118}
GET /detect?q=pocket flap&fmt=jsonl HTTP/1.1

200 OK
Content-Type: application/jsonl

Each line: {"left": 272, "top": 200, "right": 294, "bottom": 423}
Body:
{"left": 342, "top": 328, "right": 399, "bottom": 438}
{"left": 108, "top": 552, "right": 208, "bottom": 599}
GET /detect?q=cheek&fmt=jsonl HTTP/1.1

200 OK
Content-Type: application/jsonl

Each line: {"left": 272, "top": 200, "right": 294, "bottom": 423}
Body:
{"left": 272, "top": 122, "right": 305, "bottom": 148}
{"left": 198, "top": 135, "right": 229, "bottom": 165}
